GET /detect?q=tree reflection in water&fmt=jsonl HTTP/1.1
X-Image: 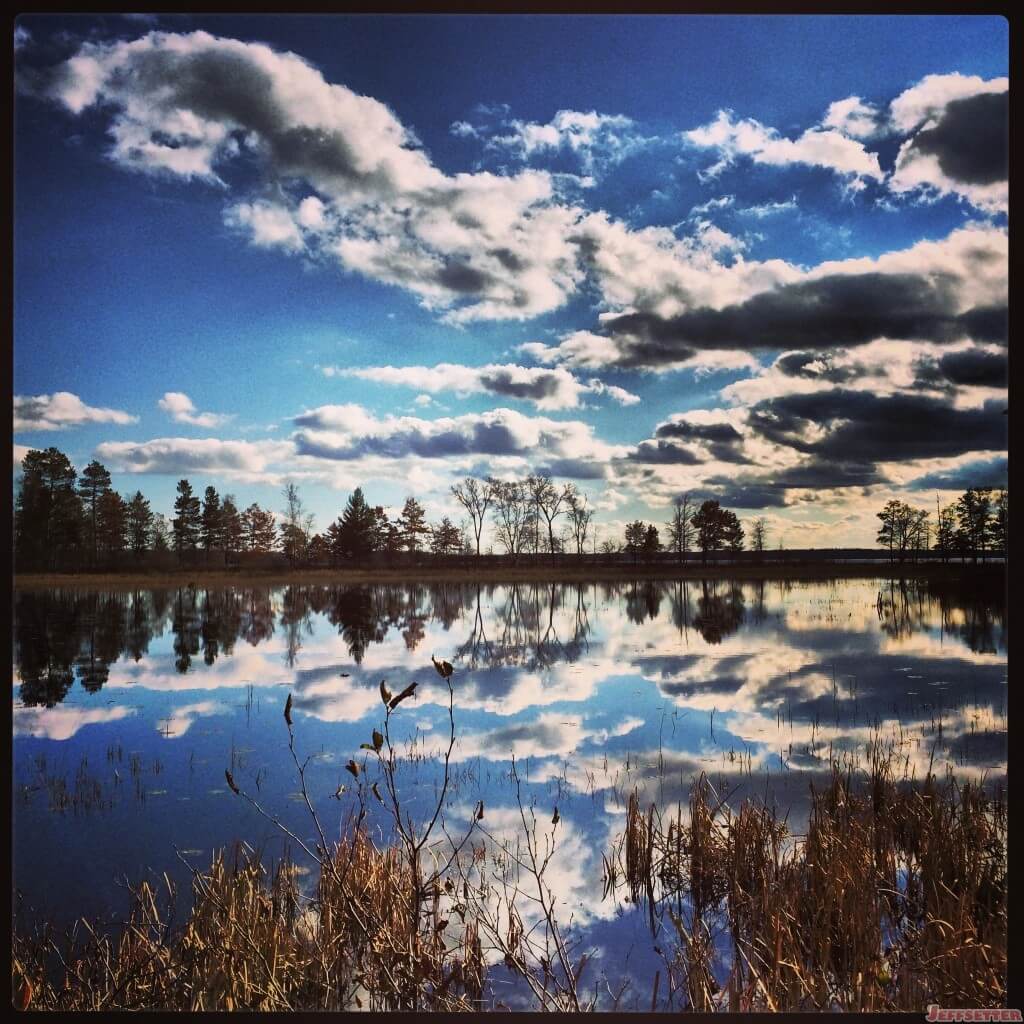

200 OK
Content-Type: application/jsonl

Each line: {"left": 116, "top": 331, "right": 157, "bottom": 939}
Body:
{"left": 13, "top": 577, "right": 1006, "bottom": 707}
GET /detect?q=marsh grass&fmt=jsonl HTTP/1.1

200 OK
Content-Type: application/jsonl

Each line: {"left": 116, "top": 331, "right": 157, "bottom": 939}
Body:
{"left": 607, "top": 751, "right": 1007, "bottom": 1011}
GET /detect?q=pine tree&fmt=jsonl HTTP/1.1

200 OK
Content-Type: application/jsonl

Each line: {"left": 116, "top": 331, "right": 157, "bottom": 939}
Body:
{"left": 97, "top": 490, "right": 128, "bottom": 564}
{"left": 220, "top": 495, "right": 243, "bottom": 566}
{"left": 200, "top": 486, "right": 223, "bottom": 562}
{"left": 77, "top": 460, "right": 112, "bottom": 566}
{"left": 126, "top": 491, "right": 153, "bottom": 559}
{"left": 398, "top": 497, "right": 430, "bottom": 553}
{"left": 14, "top": 447, "right": 82, "bottom": 571}
{"left": 172, "top": 479, "right": 201, "bottom": 563}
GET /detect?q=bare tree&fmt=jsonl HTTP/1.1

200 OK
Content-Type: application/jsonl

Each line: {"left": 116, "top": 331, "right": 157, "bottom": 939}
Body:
{"left": 565, "top": 485, "right": 594, "bottom": 556}
{"left": 450, "top": 477, "right": 494, "bottom": 557}
{"left": 491, "top": 480, "right": 532, "bottom": 562}
{"left": 527, "top": 473, "right": 571, "bottom": 563}
{"left": 665, "top": 493, "right": 694, "bottom": 564}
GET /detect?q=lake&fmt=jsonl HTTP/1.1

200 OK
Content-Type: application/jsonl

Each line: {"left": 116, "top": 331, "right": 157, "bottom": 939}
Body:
{"left": 12, "top": 576, "right": 1007, "bottom": 1008}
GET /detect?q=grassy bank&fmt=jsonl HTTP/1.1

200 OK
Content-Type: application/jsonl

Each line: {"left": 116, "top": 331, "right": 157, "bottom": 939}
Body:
{"left": 12, "top": 560, "right": 1002, "bottom": 590}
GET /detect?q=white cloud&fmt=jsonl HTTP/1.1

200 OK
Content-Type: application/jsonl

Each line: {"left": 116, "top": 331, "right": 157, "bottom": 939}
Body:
{"left": 291, "top": 403, "right": 627, "bottom": 467}
{"left": 328, "top": 362, "right": 638, "bottom": 411}
{"left": 685, "top": 109, "right": 884, "bottom": 184}
{"left": 13, "top": 391, "right": 138, "bottom": 432}
{"left": 158, "top": 391, "right": 233, "bottom": 428}
{"left": 821, "top": 95, "right": 883, "bottom": 139}
{"left": 478, "top": 108, "right": 650, "bottom": 174}
{"left": 95, "top": 436, "right": 295, "bottom": 480}
{"left": 49, "top": 30, "right": 588, "bottom": 323}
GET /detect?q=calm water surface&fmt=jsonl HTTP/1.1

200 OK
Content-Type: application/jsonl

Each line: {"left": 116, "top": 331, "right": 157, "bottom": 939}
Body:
{"left": 12, "top": 576, "right": 1006, "bottom": 1005}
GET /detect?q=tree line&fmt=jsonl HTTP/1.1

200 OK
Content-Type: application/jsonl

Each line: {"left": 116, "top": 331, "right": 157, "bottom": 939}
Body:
{"left": 877, "top": 488, "right": 1008, "bottom": 564}
{"left": 12, "top": 445, "right": 1007, "bottom": 573}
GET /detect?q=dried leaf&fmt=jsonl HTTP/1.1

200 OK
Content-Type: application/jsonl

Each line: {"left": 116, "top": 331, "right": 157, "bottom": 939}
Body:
{"left": 475, "top": 799, "right": 485, "bottom": 820}
{"left": 552, "top": 805, "right": 560, "bottom": 825}
{"left": 371, "top": 782, "right": 383, "bottom": 804}
{"left": 345, "top": 760, "right": 361, "bottom": 779}
{"left": 225, "top": 770, "right": 240, "bottom": 795}
{"left": 283, "top": 693, "right": 293, "bottom": 726}
{"left": 372, "top": 729, "right": 384, "bottom": 752}
{"left": 389, "top": 681, "right": 418, "bottom": 710}
{"left": 379, "top": 680, "right": 392, "bottom": 705}
{"left": 432, "top": 655, "right": 454, "bottom": 678}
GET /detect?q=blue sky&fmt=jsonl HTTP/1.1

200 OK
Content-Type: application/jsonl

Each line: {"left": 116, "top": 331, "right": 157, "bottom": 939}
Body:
{"left": 13, "top": 14, "right": 1008, "bottom": 547}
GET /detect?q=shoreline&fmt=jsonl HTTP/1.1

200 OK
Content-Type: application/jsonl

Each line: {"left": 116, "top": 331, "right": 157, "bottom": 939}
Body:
{"left": 13, "top": 560, "right": 1004, "bottom": 589}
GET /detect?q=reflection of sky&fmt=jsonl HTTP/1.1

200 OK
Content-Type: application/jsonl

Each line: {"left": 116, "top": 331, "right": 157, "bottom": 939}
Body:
{"left": 12, "top": 578, "right": 1006, "bottom": 1003}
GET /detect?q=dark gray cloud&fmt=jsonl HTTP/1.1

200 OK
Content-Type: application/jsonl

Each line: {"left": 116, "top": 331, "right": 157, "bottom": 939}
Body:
{"left": 909, "top": 91, "right": 1008, "bottom": 186}
{"left": 745, "top": 390, "right": 1007, "bottom": 463}
{"left": 651, "top": 419, "right": 750, "bottom": 463}
{"left": 774, "top": 351, "right": 869, "bottom": 384}
{"left": 702, "top": 477, "right": 790, "bottom": 508}
{"left": 597, "top": 272, "right": 1002, "bottom": 367}
{"left": 936, "top": 348, "right": 1008, "bottom": 388}
{"left": 906, "top": 456, "right": 1007, "bottom": 492}
{"left": 534, "top": 457, "right": 608, "bottom": 480}
{"left": 624, "top": 440, "right": 705, "bottom": 465}
{"left": 477, "top": 368, "right": 566, "bottom": 402}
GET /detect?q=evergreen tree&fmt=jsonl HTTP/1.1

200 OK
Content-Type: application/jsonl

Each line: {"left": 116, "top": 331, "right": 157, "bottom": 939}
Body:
{"left": 97, "top": 490, "right": 128, "bottom": 563}
{"left": 77, "top": 460, "right": 112, "bottom": 566}
{"left": 398, "top": 496, "right": 430, "bottom": 553}
{"left": 220, "top": 495, "right": 243, "bottom": 565}
{"left": 172, "top": 479, "right": 201, "bottom": 563}
{"left": 200, "top": 486, "right": 223, "bottom": 562}
{"left": 126, "top": 491, "right": 153, "bottom": 559}
{"left": 14, "top": 447, "right": 82, "bottom": 571}
{"left": 334, "top": 487, "right": 375, "bottom": 559}
{"left": 430, "top": 517, "right": 462, "bottom": 555}
{"left": 644, "top": 524, "right": 661, "bottom": 552}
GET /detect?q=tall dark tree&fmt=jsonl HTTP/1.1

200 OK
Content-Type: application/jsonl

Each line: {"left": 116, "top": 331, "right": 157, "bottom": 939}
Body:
{"left": 624, "top": 520, "right": 647, "bottom": 564}
{"left": 398, "top": 496, "right": 430, "bottom": 553}
{"left": 220, "top": 495, "right": 243, "bottom": 566}
{"left": 172, "top": 479, "right": 201, "bottom": 563}
{"left": 750, "top": 517, "right": 768, "bottom": 554}
{"left": 96, "top": 490, "right": 128, "bottom": 564}
{"left": 14, "top": 447, "right": 82, "bottom": 571}
{"left": 723, "top": 511, "right": 744, "bottom": 553}
{"left": 77, "top": 460, "right": 112, "bottom": 566}
{"left": 643, "top": 524, "right": 661, "bottom": 552}
{"left": 200, "top": 486, "right": 223, "bottom": 562}
{"left": 692, "top": 500, "right": 743, "bottom": 563}
{"left": 331, "top": 487, "right": 375, "bottom": 561}
{"left": 430, "top": 517, "right": 462, "bottom": 555}
{"left": 957, "top": 488, "right": 993, "bottom": 563}
{"left": 126, "top": 491, "right": 153, "bottom": 559}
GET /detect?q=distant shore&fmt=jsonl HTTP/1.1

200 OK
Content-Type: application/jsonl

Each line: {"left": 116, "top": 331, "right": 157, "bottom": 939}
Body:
{"left": 12, "top": 560, "right": 1004, "bottom": 590}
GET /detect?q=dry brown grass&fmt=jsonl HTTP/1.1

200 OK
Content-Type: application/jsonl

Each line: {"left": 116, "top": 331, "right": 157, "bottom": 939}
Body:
{"left": 606, "top": 755, "right": 1007, "bottom": 1011}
